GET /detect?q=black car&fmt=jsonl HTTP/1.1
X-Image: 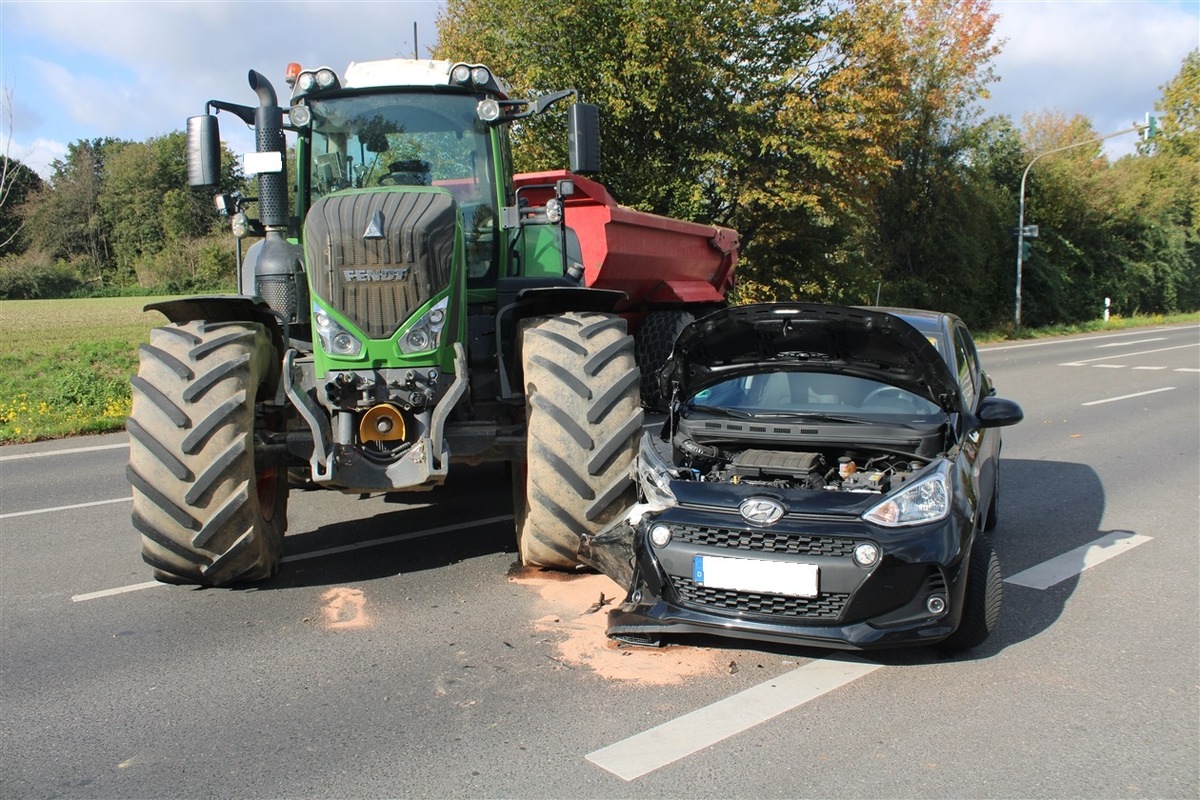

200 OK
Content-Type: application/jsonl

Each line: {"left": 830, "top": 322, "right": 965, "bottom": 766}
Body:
{"left": 580, "top": 304, "right": 1023, "bottom": 651}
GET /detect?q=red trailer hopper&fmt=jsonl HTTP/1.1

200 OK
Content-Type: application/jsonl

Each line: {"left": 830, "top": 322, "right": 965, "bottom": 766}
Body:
{"left": 512, "top": 170, "right": 738, "bottom": 312}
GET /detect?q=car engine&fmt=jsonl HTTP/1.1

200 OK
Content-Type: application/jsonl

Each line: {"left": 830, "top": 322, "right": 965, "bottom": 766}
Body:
{"left": 671, "top": 436, "right": 927, "bottom": 494}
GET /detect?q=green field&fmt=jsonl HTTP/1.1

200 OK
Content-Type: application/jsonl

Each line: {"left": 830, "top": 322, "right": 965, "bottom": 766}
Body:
{"left": 0, "top": 296, "right": 1196, "bottom": 445}
{"left": 0, "top": 297, "right": 169, "bottom": 443}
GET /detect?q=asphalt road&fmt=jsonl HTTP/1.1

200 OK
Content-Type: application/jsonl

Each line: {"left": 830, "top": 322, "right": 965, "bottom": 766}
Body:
{"left": 1, "top": 323, "right": 1197, "bottom": 799}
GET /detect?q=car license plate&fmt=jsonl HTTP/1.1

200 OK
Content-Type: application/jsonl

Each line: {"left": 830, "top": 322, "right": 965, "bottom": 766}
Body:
{"left": 693, "top": 556, "right": 819, "bottom": 598}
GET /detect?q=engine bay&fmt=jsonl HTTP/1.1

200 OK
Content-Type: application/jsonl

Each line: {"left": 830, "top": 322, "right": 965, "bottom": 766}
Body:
{"left": 671, "top": 436, "right": 930, "bottom": 494}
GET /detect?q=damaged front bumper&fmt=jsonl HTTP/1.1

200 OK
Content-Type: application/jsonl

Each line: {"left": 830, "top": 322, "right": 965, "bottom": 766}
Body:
{"left": 579, "top": 502, "right": 973, "bottom": 651}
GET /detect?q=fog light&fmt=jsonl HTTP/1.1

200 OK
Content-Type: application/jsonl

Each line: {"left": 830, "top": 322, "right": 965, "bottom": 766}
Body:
{"left": 853, "top": 542, "right": 879, "bottom": 567}
{"left": 926, "top": 595, "right": 947, "bottom": 614}
{"left": 649, "top": 524, "right": 672, "bottom": 548}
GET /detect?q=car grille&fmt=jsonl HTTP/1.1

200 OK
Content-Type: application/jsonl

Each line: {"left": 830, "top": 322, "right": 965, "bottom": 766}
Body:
{"left": 672, "top": 524, "right": 857, "bottom": 557}
{"left": 672, "top": 577, "right": 849, "bottom": 619}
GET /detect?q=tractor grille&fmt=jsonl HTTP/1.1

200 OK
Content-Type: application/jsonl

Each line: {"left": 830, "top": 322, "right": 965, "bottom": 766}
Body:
{"left": 305, "top": 191, "right": 455, "bottom": 339}
{"left": 671, "top": 577, "right": 849, "bottom": 619}
{"left": 672, "top": 524, "right": 857, "bottom": 557}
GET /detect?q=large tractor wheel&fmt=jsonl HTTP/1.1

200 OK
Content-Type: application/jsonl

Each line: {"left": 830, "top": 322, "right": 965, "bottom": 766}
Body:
{"left": 516, "top": 312, "right": 644, "bottom": 569}
{"left": 938, "top": 532, "right": 1003, "bottom": 652}
{"left": 127, "top": 320, "right": 287, "bottom": 586}
{"left": 635, "top": 309, "right": 694, "bottom": 411}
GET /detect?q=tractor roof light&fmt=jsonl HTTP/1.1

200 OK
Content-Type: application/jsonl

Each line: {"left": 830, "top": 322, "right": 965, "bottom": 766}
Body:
{"left": 285, "top": 62, "right": 302, "bottom": 87}
{"left": 450, "top": 64, "right": 472, "bottom": 84}
{"left": 288, "top": 103, "right": 312, "bottom": 128}
{"left": 470, "top": 66, "right": 491, "bottom": 85}
{"left": 315, "top": 68, "right": 338, "bottom": 89}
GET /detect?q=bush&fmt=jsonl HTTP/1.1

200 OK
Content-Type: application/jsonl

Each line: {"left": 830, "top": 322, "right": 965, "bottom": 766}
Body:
{"left": 0, "top": 252, "right": 85, "bottom": 299}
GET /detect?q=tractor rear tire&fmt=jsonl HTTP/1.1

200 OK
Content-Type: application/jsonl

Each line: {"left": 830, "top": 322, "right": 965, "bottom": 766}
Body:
{"left": 635, "top": 310, "right": 694, "bottom": 411}
{"left": 516, "top": 312, "right": 644, "bottom": 569}
{"left": 127, "top": 320, "right": 287, "bottom": 586}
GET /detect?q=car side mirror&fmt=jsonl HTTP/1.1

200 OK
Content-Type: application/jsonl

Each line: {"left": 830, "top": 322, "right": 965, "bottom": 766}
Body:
{"left": 977, "top": 396, "right": 1023, "bottom": 428}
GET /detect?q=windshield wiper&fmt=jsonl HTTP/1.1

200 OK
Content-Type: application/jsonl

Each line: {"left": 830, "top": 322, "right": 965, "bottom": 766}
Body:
{"left": 742, "top": 411, "right": 867, "bottom": 424}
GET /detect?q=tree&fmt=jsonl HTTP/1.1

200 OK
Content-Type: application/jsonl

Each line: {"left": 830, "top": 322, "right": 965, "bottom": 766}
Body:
{"left": 1154, "top": 48, "right": 1199, "bottom": 159}
{"left": 0, "top": 87, "right": 45, "bottom": 254}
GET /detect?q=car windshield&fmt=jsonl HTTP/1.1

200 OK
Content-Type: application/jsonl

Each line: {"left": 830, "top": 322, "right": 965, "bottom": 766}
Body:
{"left": 306, "top": 92, "right": 499, "bottom": 279}
{"left": 687, "top": 372, "right": 942, "bottom": 417}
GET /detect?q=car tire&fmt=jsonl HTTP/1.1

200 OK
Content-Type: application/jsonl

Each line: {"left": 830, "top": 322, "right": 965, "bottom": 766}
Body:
{"left": 515, "top": 312, "right": 643, "bottom": 569}
{"left": 938, "top": 532, "right": 1002, "bottom": 652}
{"left": 128, "top": 320, "right": 287, "bottom": 586}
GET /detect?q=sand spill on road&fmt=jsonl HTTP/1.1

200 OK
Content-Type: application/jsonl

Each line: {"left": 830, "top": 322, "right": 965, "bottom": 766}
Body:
{"left": 509, "top": 567, "right": 727, "bottom": 686}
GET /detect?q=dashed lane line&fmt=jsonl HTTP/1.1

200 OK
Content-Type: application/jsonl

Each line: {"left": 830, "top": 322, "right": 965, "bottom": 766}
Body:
{"left": 1, "top": 496, "right": 132, "bottom": 519}
{"left": 586, "top": 656, "right": 882, "bottom": 781}
{"left": 1058, "top": 341, "right": 1198, "bottom": 366}
{"left": 1005, "top": 531, "right": 1153, "bottom": 590}
{"left": 0, "top": 442, "right": 128, "bottom": 461}
{"left": 1081, "top": 387, "right": 1175, "bottom": 406}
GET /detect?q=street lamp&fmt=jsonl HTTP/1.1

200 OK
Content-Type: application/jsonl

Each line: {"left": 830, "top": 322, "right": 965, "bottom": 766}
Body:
{"left": 1014, "top": 120, "right": 1153, "bottom": 327}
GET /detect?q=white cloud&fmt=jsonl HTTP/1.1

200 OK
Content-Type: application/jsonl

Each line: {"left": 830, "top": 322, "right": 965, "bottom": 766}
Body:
{"left": 986, "top": 0, "right": 1199, "bottom": 157}
{"left": 7, "top": 136, "right": 68, "bottom": 179}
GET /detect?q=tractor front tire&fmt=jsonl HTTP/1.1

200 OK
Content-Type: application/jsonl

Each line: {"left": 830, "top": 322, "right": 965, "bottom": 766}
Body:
{"left": 516, "top": 312, "right": 644, "bottom": 569}
{"left": 635, "top": 310, "right": 694, "bottom": 411}
{"left": 127, "top": 320, "right": 287, "bottom": 586}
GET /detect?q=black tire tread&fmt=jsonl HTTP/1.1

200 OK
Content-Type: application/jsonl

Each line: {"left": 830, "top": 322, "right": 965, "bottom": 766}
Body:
{"left": 938, "top": 533, "right": 1003, "bottom": 651}
{"left": 517, "top": 312, "right": 643, "bottom": 569}
{"left": 128, "top": 320, "right": 285, "bottom": 586}
{"left": 635, "top": 310, "right": 694, "bottom": 410}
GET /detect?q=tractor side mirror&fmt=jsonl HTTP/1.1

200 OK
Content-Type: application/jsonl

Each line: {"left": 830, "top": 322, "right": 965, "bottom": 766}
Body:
{"left": 186, "top": 115, "right": 222, "bottom": 188}
{"left": 568, "top": 103, "right": 600, "bottom": 175}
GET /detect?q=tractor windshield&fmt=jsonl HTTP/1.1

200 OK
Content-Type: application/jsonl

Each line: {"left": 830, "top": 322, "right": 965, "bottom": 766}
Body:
{"left": 307, "top": 92, "right": 499, "bottom": 279}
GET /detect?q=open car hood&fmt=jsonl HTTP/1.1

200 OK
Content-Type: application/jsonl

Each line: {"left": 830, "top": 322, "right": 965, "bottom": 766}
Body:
{"left": 659, "top": 304, "right": 961, "bottom": 414}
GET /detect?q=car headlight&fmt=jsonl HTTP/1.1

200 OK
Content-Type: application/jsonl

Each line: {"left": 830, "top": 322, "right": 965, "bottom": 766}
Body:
{"left": 314, "top": 305, "right": 363, "bottom": 358}
{"left": 863, "top": 462, "right": 951, "bottom": 527}
{"left": 636, "top": 432, "right": 677, "bottom": 511}
{"left": 399, "top": 298, "right": 449, "bottom": 354}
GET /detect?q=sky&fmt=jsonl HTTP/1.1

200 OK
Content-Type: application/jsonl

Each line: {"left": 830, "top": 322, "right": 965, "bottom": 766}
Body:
{"left": 1, "top": 0, "right": 1197, "bottom": 179}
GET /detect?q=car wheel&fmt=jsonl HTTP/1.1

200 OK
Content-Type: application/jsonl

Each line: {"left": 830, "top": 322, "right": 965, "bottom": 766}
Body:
{"left": 938, "top": 532, "right": 1002, "bottom": 652}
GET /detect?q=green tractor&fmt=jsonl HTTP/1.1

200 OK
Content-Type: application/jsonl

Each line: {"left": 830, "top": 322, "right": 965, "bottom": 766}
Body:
{"left": 127, "top": 59, "right": 736, "bottom": 586}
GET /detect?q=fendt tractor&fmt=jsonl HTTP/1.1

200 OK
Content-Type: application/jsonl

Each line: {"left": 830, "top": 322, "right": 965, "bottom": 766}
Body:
{"left": 127, "top": 59, "right": 738, "bottom": 586}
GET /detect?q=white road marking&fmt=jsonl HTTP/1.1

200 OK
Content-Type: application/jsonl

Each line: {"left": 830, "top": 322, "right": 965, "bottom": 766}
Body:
{"left": 1093, "top": 364, "right": 1124, "bottom": 369}
{"left": 1133, "top": 366, "right": 1168, "bottom": 370}
{"left": 72, "top": 581, "right": 165, "bottom": 602}
{"left": 585, "top": 656, "right": 882, "bottom": 781}
{"left": 1096, "top": 337, "right": 1166, "bottom": 348}
{"left": 1177, "top": 368, "right": 1199, "bottom": 373}
{"left": 0, "top": 442, "right": 128, "bottom": 461}
{"left": 1058, "top": 342, "right": 1198, "bottom": 367}
{"left": 1, "top": 496, "right": 132, "bottom": 519}
{"left": 69, "top": 514, "right": 515, "bottom": 602}
{"left": 1005, "top": 531, "right": 1152, "bottom": 590}
{"left": 1081, "top": 387, "right": 1175, "bottom": 406}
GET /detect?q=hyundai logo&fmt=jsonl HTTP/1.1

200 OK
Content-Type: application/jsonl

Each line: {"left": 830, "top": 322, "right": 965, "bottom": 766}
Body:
{"left": 739, "top": 497, "right": 785, "bottom": 526}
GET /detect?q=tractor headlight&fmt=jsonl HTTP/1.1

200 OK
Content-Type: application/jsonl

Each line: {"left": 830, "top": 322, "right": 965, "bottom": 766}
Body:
{"left": 636, "top": 432, "right": 677, "bottom": 511}
{"left": 863, "top": 462, "right": 951, "bottom": 527}
{"left": 399, "top": 298, "right": 450, "bottom": 354}
{"left": 314, "top": 305, "right": 363, "bottom": 358}
{"left": 545, "top": 197, "right": 563, "bottom": 224}
{"left": 477, "top": 98, "right": 501, "bottom": 122}
{"left": 470, "top": 66, "right": 491, "bottom": 85}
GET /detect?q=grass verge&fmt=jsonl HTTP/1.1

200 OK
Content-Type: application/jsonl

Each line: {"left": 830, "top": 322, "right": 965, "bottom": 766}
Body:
{"left": 0, "top": 297, "right": 169, "bottom": 443}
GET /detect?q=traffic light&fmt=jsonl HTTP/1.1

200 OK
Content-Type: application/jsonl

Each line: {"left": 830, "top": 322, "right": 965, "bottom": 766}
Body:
{"left": 1143, "top": 113, "right": 1158, "bottom": 140}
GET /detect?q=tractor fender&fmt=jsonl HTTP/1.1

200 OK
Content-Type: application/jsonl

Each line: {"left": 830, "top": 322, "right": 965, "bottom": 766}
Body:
{"left": 145, "top": 295, "right": 289, "bottom": 362}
